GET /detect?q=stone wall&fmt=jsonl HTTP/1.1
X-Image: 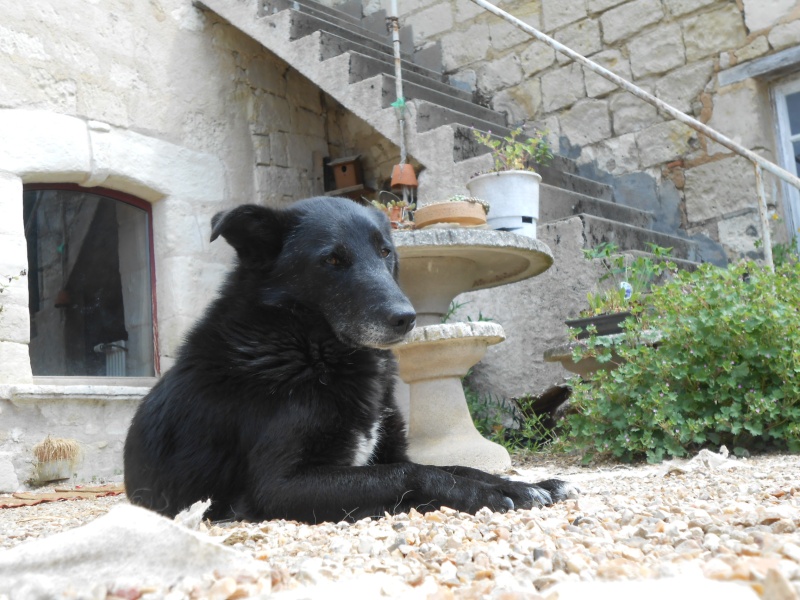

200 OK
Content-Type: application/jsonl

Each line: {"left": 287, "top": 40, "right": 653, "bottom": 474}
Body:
{"left": 0, "top": 1, "right": 356, "bottom": 490}
{"left": 375, "top": 0, "right": 800, "bottom": 261}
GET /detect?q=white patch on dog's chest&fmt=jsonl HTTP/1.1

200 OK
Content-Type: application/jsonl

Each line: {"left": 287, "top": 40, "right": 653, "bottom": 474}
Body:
{"left": 351, "top": 419, "right": 382, "bottom": 466}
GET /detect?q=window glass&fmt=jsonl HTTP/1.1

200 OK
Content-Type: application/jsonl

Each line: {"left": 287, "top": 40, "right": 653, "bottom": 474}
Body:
{"left": 787, "top": 91, "right": 800, "bottom": 135}
{"left": 23, "top": 188, "right": 155, "bottom": 377}
{"left": 794, "top": 140, "right": 800, "bottom": 172}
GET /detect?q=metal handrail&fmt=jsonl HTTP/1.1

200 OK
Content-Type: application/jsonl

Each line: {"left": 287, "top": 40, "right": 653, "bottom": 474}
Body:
{"left": 469, "top": 0, "right": 800, "bottom": 270}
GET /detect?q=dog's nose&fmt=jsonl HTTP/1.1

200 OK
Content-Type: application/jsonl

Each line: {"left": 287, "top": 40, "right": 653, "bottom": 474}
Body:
{"left": 389, "top": 310, "right": 416, "bottom": 335}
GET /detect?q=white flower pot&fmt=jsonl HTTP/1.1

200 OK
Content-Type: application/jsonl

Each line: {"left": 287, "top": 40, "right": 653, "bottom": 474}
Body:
{"left": 35, "top": 459, "right": 73, "bottom": 483}
{"left": 466, "top": 170, "right": 541, "bottom": 239}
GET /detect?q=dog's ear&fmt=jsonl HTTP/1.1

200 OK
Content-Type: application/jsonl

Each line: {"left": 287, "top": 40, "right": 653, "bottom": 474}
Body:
{"left": 210, "top": 204, "right": 290, "bottom": 267}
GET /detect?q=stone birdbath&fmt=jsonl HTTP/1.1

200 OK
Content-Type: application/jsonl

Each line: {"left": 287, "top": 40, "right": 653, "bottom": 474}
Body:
{"left": 391, "top": 228, "right": 553, "bottom": 472}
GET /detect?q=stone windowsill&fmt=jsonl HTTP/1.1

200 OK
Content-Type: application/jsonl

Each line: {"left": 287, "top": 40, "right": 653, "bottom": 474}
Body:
{"left": 0, "top": 379, "right": 154, "bottom": 405}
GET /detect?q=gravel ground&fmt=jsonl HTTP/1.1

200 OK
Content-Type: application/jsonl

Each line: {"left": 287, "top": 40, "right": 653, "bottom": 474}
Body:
{"left": 0, "top": 450, "right": 798, "bottom": 599}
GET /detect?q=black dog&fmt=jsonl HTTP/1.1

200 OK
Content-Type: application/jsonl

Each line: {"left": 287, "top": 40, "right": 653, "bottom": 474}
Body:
{"left": 124, "top": 197, "right": 574, "bottom": 523}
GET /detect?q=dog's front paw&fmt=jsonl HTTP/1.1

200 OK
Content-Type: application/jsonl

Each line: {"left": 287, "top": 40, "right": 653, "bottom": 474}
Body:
{"left": 533, "top": 478, "right": 580, "bottom": 504}
{"left": 500, "top": 478, "right": 579, "bottom": 509}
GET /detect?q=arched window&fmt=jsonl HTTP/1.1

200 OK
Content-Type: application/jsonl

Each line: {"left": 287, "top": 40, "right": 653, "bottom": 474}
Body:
{"left": 23, "top": 185, "right": 156, "bottom": 377}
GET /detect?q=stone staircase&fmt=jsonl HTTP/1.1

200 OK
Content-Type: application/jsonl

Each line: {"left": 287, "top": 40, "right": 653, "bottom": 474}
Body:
{"left": 197, "top": 0, "right": 702, "bottom": 263}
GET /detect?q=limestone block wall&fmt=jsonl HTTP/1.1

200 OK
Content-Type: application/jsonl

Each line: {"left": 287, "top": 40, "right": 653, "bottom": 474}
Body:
{"left": 0, "top": 1, "right": 345, "bottom": 365}
{"left": 363, "top": 0, "right": 800, "bottom": 261}
{"left": 0, "top": 1, "right": 355, "bottom": 490}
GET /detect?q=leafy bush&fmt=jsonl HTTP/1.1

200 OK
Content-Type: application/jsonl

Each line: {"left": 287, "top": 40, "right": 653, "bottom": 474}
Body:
{"left": 563, "top": 260, "right": 800, "bottom": 463}
{"left": 465, "top": 383, "right": 552, "bottom": 453}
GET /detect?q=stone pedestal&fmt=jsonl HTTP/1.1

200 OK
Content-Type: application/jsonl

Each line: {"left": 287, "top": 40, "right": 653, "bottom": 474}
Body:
{"left": 392, "top": 229, "right": 553, "bottom": 471}
{"left": 394, "top": 322, "right": 509, "bottom": 471}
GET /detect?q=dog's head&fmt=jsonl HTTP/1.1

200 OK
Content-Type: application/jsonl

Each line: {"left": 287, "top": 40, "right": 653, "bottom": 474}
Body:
{"left": 210, "top": 198, "right": 416, "bottom": 348}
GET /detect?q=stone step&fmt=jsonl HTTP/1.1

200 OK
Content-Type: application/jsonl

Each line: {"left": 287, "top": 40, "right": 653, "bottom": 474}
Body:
{"left": 359, "top": 7, "right": 444, "bottom": 73}
{"left": 288, "top": 9, "right": 417, "bottom": 63}
{"left": 379, "top": 76, "right": 504, "bottom": 127}
{"left": 450, "top": 124, "right": 579, "bottom": 175}
{"left": 410, "top": 42, "right": 444, "bottom": 75}
{"left": 262, "top": 0, "right": 361, "bottom": 27}
{"left": 536, "top": 164, "right": 614, "bottom": 202}
{"left": 319, "top": 33, "right": 446, "bottom": 83}
{"left": 565, "top": 214, "right": 699, "bottom": 261}
{"left": 539, "top": 185, "right": 653, "bottom": 229}
{"left": 348, "top": 52, "right": 471, "bottom": 102}
{"left": 415, "top": 101, "right": 508, "bottom": 136}
{"left": 361, "top": 8, "right": 388, "bottom": 36}
{"left": 267, "top": 0, "right": 444, "bottom": 73}
{"left": 540, "top": 154, "right": 580, "bottom": 176}
{"left": 331, "top": 0, "right": 364, "bottom": 21}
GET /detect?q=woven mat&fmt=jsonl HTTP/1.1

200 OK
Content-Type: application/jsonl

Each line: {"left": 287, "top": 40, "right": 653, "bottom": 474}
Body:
{"left": 0, "top": 483, "right": 124, "bottom": 509}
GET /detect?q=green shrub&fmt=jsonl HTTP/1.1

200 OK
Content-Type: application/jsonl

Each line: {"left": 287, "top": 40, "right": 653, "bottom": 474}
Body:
{"left": 465, "top": 383, "right": 552, "bottom": 453}
{"left": 563, "top": 260, "right": 800, "bottom": 463}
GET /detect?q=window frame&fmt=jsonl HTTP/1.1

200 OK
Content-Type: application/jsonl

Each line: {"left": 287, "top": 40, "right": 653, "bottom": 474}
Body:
{"left": 22, "top": 183, "right": 160, "bottom": 381}
{"left": 773, "top": 77, "right": 800, "bottom": 248}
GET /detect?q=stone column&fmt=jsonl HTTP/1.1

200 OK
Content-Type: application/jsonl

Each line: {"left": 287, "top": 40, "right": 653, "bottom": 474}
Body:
{"left": 0, "top": 172, "right": 32, "bottom": 384}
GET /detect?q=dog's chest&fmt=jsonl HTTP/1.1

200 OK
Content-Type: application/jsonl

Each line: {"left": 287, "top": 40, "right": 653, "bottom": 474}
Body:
{"left": 351, "top": 418, "right": 381, "bottom": 466}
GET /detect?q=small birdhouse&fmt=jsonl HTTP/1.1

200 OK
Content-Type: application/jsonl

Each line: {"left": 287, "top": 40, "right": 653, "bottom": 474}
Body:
{"left": 328, "top": 155, "right": 363, "bottom": 190}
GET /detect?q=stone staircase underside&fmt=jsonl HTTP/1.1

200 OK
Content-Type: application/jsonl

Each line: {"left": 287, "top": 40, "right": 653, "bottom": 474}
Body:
{"left": 197, "top": 0, "right": 701, "bottom": 262}
{"left": 198, "top": 0, "right": 490, "bottom": 202}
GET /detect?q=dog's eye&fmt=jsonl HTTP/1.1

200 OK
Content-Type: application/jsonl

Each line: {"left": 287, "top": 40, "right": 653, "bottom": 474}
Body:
{"left": 380, "top": 248, "right": 391, "bottom": 258}
{"left": 325, "top": 254, "right": 342, "bottom": 266}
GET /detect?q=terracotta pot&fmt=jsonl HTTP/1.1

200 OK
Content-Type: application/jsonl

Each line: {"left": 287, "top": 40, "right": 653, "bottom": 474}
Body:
{"left": 390, "top": 163, "right": 418, "bottom": 188}
{"left": 385, "top": 205, "right": 409, "bottom": 229}
{"left": 413, "top": 201, "right": 487, "bottom": 229}
{"left": 466, "top": 170, "right": 541, "bottom": 238}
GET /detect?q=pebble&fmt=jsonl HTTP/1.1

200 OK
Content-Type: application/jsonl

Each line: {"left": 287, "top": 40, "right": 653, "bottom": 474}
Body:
{"left": 0, "top": 453, "right": 799, "bottom": 598}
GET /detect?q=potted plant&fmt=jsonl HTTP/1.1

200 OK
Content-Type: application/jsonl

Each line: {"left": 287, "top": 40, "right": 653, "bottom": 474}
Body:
{"left": 566, "top": 243, "right": 676, "bottom": 339}
{"left": 32, "top": 436, "right": 82, "bottom": 484}
{"left": 370, "top": 193, "right": 415, "bottom": 230}
{"left": 466, "top": 127, "right": 552, "bottom": 239}
{"left": 413, "top": 194, "right": 490, "bottom": 229}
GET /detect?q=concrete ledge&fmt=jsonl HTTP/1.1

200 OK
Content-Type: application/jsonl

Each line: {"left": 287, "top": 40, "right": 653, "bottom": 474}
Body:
{"left": 0, "top": 384, "right": 149, "bottom": 492}
{"left": 1, "top": 384, "right": 151, "bottom": 405}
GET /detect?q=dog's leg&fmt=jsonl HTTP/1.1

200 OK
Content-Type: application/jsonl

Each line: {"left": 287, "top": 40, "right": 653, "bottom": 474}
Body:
{"left": 244, "top": 463, "right": 527, "bottom": 523}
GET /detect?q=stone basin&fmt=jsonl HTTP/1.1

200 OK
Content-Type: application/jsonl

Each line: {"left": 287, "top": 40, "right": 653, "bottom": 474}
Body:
{"left": 394, "top": 228, "right": 553, "bottom": 326}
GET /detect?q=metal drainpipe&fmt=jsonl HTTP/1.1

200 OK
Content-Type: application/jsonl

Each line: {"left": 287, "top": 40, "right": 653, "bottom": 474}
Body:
{"left": 467, "top": 0, "right": 800, "bottom": 270}
{"left": 388, "top": 0, "right": 409, "bottom": 203}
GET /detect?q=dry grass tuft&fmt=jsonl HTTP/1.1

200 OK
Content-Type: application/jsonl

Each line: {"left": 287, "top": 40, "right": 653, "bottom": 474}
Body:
{"left": 32, "top": 436, "right": 82, "bottom": 464}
